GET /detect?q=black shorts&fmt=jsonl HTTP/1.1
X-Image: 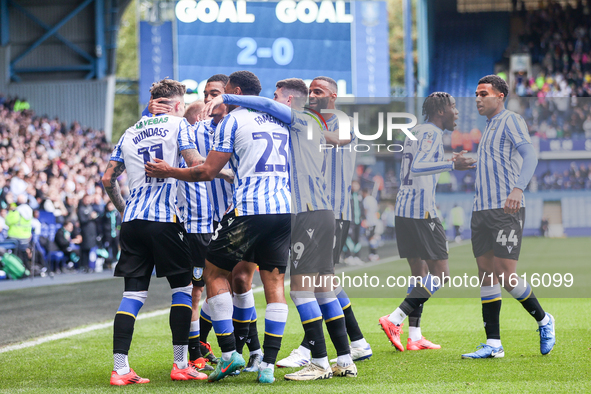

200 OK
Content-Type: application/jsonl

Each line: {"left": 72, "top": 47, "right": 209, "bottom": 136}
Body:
{"left": 471, "top": 208, "right": 525, "bottom": 260}
{"left": 333, "top": 219, "right": 351, "bottom": 265}
{"left": 187, "top": 233, "right": 211, "bottom": 287}
{"left": 395, "top": 216, "right": 448, "bottom": 261}
{"left": 290, "top": 210, "right": 335, "bottom": 276}
{"left": 207, "top": 212, "right": 291, "bottom": 274}
{"left": 116, "top": 220, "right": 192, "bottom": 279}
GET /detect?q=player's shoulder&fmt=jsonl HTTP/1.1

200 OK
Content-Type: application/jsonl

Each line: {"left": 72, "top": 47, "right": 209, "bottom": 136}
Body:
{"left": 413, "top": 123, "right": 442, "bottom": 139}
{"left": 502, "top": 109, "right": 524, "bottom": 122}
{"left": 502, "top": 109, "right": 527, "bottom": 129}
{"left": 232, "top": 106, "right": 287, "bottom": 130}
{"left": 228, "top": 106, "right": 254, "bottom": 119}
{"left": 130, "top": 114, "right": 185, "bottom": 132}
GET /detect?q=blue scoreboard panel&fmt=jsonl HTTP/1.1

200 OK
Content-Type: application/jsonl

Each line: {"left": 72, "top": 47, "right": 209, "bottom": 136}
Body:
{"left": 173, "top": 0, "right": 390, "bottom": 101}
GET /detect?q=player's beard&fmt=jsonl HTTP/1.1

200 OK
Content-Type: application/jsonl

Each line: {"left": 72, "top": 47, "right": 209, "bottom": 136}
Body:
{"left": 310, "top": 96, "right": 331, "bottom": 111}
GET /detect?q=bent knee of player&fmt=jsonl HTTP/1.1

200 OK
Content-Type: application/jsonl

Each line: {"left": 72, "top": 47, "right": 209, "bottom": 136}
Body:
{"left": 204, "top": 260, "right": 230, "bottom": 282}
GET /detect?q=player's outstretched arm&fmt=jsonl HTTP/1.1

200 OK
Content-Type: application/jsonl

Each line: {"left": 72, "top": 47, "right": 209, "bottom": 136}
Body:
{"left": 145, "top": 151, "right": 232, "bottom": 183}
{"left": 411, "top": 134, "right": 454, "bottom": 176}
{"left": 504, "top": 143, "right": 538, "bottom": 214}
{"left": 223, "top": 94, "right": 292, "bottom": 124}
{"left": 181, "top": 148, "right": 206, "bottom": 167}
{"left": 181, "top": 148, "right": 231, "bottom": 182}
{"left": 102, "top": 160, "right": 127, "bottom": 215}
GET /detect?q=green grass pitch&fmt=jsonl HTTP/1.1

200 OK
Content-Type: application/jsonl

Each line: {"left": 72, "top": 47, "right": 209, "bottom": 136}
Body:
{"left": 1, "top": 238, "right": 590, "bottom": 393}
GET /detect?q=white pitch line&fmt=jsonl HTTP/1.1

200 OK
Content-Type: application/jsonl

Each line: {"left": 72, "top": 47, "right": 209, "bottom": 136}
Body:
{"left": 0, "top": 284, "right": 271, "bottom": 354}
{"left": 0, "top": 241, "right": 468, "bottom": 354}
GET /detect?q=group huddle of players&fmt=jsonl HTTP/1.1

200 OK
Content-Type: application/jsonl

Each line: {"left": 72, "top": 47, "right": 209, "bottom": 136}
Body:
{"left": 101, "top": 71, "right": 556, "bottom": 386}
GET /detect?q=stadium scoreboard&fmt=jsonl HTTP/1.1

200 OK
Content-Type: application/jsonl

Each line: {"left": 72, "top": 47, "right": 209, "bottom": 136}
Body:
{"left": 139, "top": 0, "right": 390, "bottom": 103}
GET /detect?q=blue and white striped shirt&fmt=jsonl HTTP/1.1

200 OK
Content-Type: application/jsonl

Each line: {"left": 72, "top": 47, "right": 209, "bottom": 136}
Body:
{"left": 177, "top": 154, "right": 213, "bottom": 234}
{"left": 395, "top": 123, "right": 451, "bottom": 219}
{"left": 473, "top": 109, "right": 531, "bottom": 212}
{"left": 324, "top": 115, "right": 357, "bottom": 220}
{"left": 218, "top": 94, "right": 330, "bottom": 214}
{"left": 213, "top": 107, "right": 291, "bottom": 216}
{"left": 195, "top": 119, "right": 233, "bottom": 223}
{"left": 110, "top": 115, "right": 196, "bottom": 223}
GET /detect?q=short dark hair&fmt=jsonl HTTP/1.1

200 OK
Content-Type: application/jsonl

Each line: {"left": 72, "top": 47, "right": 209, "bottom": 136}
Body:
{"left": 313, "top": 76, "right": 338, "bottom": 93}
{"left": 228, "top": 71, "right": 261, "bottom": 96}
{"left": 207, "top": 74, "right": 229, "bottom": 85}
{"left": 276, "top": 78, "right": 308, "bottom": 97}
{"left": 276, "top": 78, "right": 308, "bottom": 106}
{"left": 150, "top": 78, "right": 186, "bottom": 100}
{"left": 478, "top": 75, "right": 509, "bottom": 101}
{"left": 422, "top": 92, "right": 452, "bottom": 121}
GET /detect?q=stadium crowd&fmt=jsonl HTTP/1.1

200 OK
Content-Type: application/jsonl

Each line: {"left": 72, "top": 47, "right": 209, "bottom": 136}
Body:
{"left": 507, "top": 1, "right": 591, "bottom": 139}
{"left": 0, "top": 93, "right": 121, "bottom": 275}
{"left": 516, "top": 0, "right": 591, "bottom": 98}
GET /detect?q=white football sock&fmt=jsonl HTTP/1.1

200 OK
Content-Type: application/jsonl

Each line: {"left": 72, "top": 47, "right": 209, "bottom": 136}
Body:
{"left": 388, "top": 307, "right": 407, "bottom": 325}
{"left": 173, "top": 345, "right": 188, "bottom": 369}
{"left": 221, "top": 351, "right": 234, "bottom": 361}
{"left": 297, "top": 345, "right": 311, "bottom": 360}
{"left": 259, "top": 361, "right": 274, "bottom": 371}
{"left": 486, "top": 339, "right": 502, "bottom": 348}
{"left": 311, "top": 356, "right": 330, "bottom": 370}
{"left": 409, "top": 326, "right": 422, "bottom": 342}
{"left": 337, "top": 354, "right": 353, "bottom": 367}
{"left": 538, "top": 313, "right": 550, "bottom": 326}
{"left": 350, "top": 338, "right": 368, "bottom": 348}
{"left": 250, "top": 348, "right": 263, "bottom": 357}
{"left": 113, "top": 353, "right": 130, "bottom": 375}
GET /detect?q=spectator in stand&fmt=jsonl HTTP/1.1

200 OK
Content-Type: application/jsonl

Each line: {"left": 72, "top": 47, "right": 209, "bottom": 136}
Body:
{"left": 10, "top": 169, "right": 28, "bottom": 197}
{"left": 77, "top": 194, "right": 99, "bottom": 273}
{"left": 54, "top": 221, "right": 82, "bottom": 273}
{"left": 0, "top": 208, "right": 8, "bottom": 239}
{"left": 5, "top": 194, "right": 33, "bottom": 266}
{"left": 1, "top": 92, "right": 115, "bottom": 274}
{"left": 0, "top": 177, "right": 9, "bottom": 209}
{"left": 101, "top": 201, "right": 120, "bottom": 269}
{"left": 580, "top": 164, "right": 589, "bottom": 179}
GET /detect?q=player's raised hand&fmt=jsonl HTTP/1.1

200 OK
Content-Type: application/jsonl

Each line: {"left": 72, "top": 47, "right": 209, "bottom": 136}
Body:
{"left": 504, "top": 188, "right": 523, "bottom": 214}
{"left": 200, "top": 95, "right": 225, "bottom": 120}
{"left": 148, "top": 97, "right": 172, "bottom": 115}
{"left": 145, "top": 157, "right": 172, "bottom": 178}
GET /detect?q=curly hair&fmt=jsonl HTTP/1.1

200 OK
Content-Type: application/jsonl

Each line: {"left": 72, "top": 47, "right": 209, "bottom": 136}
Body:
{"left": 422, "top": 92, "right": 452, "bottom": 121}
{"left": 228, "top": 71, "right": 262, "bottom": 96}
